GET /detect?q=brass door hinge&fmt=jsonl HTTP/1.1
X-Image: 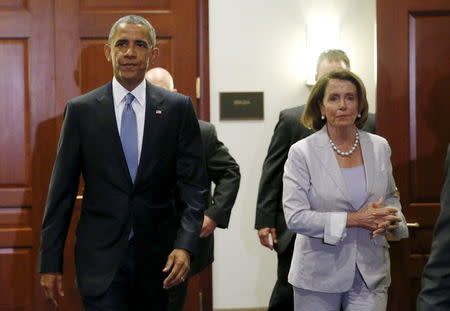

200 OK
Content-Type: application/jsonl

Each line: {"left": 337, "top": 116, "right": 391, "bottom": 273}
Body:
{"left": 196, "top": 77, "right": 201, "bottom": 99}
{"left": 198, "top": 291, "right": 203, "bottom": 311}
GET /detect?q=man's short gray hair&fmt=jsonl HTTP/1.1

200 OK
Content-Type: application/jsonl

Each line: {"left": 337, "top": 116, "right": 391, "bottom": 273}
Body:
{"left": 108, "top": 15, "right": 156, "bottom": 47}
{"left": 316, "top": 49, "right": 350, "bottom": 72}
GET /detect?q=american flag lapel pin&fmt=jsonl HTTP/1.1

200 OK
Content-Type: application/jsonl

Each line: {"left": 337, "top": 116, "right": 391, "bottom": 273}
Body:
{"left": 155, "top": 109, "right": 162, "bottom": 115}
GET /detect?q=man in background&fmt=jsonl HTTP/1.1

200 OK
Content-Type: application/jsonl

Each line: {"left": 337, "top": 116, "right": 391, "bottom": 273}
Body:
{"left": 146, "top": 67, "right": 241, "bottom": 311}
{"left": 254, "top": 49, "right": 376, "bottom": 310}
{"left": 417, "top": 145, "right": 450, "bottom": 311}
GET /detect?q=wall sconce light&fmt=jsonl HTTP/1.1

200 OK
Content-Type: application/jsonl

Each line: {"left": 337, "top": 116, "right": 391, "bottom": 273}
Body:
{"left": 305, "top": 18, "right": 340, "bottom": 85}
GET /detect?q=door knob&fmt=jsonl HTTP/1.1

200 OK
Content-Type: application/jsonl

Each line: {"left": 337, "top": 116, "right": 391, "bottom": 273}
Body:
{"left": 406, "top": 222, "right": 420, "bottom": 228}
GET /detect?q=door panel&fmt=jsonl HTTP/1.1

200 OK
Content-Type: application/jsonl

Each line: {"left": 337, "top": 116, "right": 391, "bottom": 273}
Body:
{"left": 0, "top": 0, "right": 55, "bottom": 310}
{"left": 79, "top": 41, "right": 113, "bottom": 94}
{"left": 0, "top": 248, "right": 32, "bottom": 310}
{"left": 411, "top": 13, "right": 450, "bottom": 201}
{"left": 80, "top": 0, "right": 169, "bottom": 9}
{"left": 377, "top": 0, "right": 450, "bottom": 309}
{"left": 0, "top": 40, "right": 28, "bottom": 186}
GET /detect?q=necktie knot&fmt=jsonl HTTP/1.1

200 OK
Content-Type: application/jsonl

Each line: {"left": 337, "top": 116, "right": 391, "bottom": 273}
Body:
{"left": 124, "top": 93, "right": 135, "bottom": 107}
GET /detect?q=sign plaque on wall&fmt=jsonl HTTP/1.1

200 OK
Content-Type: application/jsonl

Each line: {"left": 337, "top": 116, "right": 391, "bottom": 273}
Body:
{"left": 219, "top": 92, "right": 264, "bottom": 120}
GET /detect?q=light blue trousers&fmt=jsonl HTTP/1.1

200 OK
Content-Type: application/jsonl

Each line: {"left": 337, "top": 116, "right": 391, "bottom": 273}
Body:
{"left": 293, "top": 267, "right": 388, "bottom": 311}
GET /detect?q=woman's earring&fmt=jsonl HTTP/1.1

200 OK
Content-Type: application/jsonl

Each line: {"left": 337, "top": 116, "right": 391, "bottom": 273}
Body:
{"left": 357, "top": 113, "right": 361, "bottom": 118}
{"left": 321, "top": 115, "right": 325, "bottom": 120}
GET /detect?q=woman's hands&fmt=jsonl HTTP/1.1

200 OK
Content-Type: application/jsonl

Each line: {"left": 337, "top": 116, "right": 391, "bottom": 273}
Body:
{"left": 347, "top": 198, "right": 401, "bottom": 238}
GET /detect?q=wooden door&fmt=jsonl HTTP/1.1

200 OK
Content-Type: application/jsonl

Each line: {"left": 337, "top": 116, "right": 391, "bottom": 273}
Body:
{"left": 0, "top": 1, "right": 57, "bottom": 311}
{"left": 377, "top": 0, "right": 450, "bottom": 309}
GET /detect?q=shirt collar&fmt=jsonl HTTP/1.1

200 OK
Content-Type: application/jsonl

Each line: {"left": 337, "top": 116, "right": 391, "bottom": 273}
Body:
{"left": 112, "top": 77, "right": 146, "bottom": 108}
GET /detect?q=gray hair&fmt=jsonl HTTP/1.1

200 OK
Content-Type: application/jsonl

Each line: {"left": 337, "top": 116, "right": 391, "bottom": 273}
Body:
{"left": 316, "top": 49, "right": 351, "bottom": 72}
{"left": 108, "top": 15, "right": 156, "bottom": 47}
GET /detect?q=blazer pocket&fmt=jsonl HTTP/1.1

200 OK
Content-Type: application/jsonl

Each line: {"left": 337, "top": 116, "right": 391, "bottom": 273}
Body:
{"left": 372, "top": 235, "right": 390, "bottom": 248}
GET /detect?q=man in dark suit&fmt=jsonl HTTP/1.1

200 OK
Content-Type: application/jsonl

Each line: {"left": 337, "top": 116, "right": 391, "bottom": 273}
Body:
{"left": 254, "top": 49, "right": 376, "bottom": 310}
{"left": 417, "top": 145, "right": 450, "bottom": 311}
{"left": 39, "top": 15, "right": 208, "bottom": 311}
{"left": 146, "top": 67, "right": 241, "bottom": 311}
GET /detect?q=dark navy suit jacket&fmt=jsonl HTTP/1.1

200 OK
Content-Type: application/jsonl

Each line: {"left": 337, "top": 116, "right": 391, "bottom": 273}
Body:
{"left": 39, "top": 81, "right": 208, "bottom": 297}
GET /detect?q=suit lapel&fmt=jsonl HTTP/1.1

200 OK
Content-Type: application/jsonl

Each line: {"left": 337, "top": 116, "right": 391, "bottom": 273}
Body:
{"left": 134, "top": 82, "right": 165, "bottom": 184}
{"left": 311, "top": 126, "right": 353, "bottom": 204}
{"left": 95, "top": 82, "right": 133, "bottom": 185}
{"left": 359, "top": 130, "right": 375, "bottom": 203}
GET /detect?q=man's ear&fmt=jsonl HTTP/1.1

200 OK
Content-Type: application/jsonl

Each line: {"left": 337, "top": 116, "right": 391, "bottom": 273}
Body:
{"left": 150, "top": 47, "right": 159, "bottom": 65}
{"left": 104, "top": 44, "right": 111, "bottom": 62}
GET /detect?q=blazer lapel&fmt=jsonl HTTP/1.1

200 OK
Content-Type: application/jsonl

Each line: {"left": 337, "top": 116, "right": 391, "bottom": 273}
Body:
{"left": 95, "top": 82, "right": 133, "bottom": 185}
{"left": 134, "top": 82, "right": 165, "bottom": 184}
{"left": 311, "top": 126, "right": 353, "bottom": 204}
{"left": 359, "top": 130, "right": 375, "bottom": 203}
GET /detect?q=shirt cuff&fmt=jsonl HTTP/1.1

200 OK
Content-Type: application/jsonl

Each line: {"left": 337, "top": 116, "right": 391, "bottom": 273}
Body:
{"left": 324, "top": 212, "right": 347, "bottom": 245}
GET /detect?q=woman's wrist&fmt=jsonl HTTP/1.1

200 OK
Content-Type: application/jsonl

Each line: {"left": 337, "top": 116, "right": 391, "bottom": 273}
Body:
{"left": 346, "top": 212, "right": 358, "bottom": 227}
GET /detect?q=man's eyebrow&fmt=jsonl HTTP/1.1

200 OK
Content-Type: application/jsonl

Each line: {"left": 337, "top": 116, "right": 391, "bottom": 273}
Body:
{"left": 136, "top": 40, "right": 149, "bottom": 46}
{"left": 115, "top": 39, "right": 128, "bottom": 44}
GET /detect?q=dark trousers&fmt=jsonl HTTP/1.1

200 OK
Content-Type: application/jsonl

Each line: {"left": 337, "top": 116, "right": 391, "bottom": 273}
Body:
{"left": 167, "top": 279, "right": 188, "bottom": 311}
{"left": 268, "top": 238, "right": 295, "bottom": 311}
{"left": 81, "top": 239, "right": 169, "bottom": 311}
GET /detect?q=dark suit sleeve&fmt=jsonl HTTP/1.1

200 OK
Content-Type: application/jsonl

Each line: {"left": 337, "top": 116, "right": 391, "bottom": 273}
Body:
{"left": 255, "top": 111, "right": 294, "bottom": 229}
{"left": 417, "top": 145, "right": 450, "bottom": 311}
{"left": 363, "top": 113, "right": 376, "bottom": 134}
{"left": 203, "top": 124, "right": 240, "bottom": 228}
{"left": 174, "top": 98, "right": 208, "bottom": 254}
{"left": 39, "top": 102, "right": 81, "bottom": 273}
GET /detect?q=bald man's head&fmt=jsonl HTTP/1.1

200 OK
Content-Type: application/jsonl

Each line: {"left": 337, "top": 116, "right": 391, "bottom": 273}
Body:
{"left": 145, "top": 67, "right": 175, "bottom": 91}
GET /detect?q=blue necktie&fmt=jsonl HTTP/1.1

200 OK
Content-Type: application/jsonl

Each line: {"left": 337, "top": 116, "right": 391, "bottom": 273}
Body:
{"left": 120, "top": 93, "right": 138, "bottom": 183}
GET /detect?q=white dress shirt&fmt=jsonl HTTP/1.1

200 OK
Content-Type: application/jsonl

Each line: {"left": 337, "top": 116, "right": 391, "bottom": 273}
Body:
{"left": 112, "top": 77, "right": 146, "bottom": 162}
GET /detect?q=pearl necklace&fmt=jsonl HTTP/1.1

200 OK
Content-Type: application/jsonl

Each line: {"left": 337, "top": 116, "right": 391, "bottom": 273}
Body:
{"left": 329, "top": 131, "right": 359, "bottom": 156}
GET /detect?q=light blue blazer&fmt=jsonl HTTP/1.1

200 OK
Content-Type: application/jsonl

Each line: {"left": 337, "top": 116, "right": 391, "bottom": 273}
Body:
{"left": 282, "top": 126, "right": 408, "bottom": 293}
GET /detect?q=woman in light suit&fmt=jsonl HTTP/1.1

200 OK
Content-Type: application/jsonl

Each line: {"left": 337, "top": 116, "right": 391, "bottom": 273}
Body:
{"left": 282, "top": 69, "right": 408, "bottom": 311}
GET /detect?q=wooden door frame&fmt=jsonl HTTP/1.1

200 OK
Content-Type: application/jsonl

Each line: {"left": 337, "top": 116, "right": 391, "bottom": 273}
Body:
{"left": 195, "top": 2, "right": 213, "bottom": 310}
{"left": 198, "top": 0, "right": 210, "bottom": 122}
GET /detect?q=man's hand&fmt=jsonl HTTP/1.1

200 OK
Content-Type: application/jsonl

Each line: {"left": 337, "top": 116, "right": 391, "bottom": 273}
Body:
{"left": 257, "top": 227, "right": 278, "bottom": 250}
{"left": 40, "top": 273, "right": 64, "bottom": 308}
{"left": 162, "top": 249, "right": 190, "bottom": 289}
{"left": 199, "top": 215, "right": 217, "bottom": 238}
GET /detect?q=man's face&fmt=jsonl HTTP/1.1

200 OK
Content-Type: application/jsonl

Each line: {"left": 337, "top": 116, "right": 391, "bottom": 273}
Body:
{"left": 316, "top": 59, "right": 347, "bottom": 81}
{"left": 104, "top": 23, "right": 158, "bottom": 91}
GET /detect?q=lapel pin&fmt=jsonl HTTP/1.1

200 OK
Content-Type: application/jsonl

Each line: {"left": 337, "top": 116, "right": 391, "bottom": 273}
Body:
{"left": 155, "top": 110, "right": 162, "bottom": 114}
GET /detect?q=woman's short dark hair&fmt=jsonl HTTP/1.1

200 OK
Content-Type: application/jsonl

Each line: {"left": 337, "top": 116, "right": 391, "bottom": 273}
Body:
{"left": 301, "top": 69, "right": 369, "bottom": 131}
